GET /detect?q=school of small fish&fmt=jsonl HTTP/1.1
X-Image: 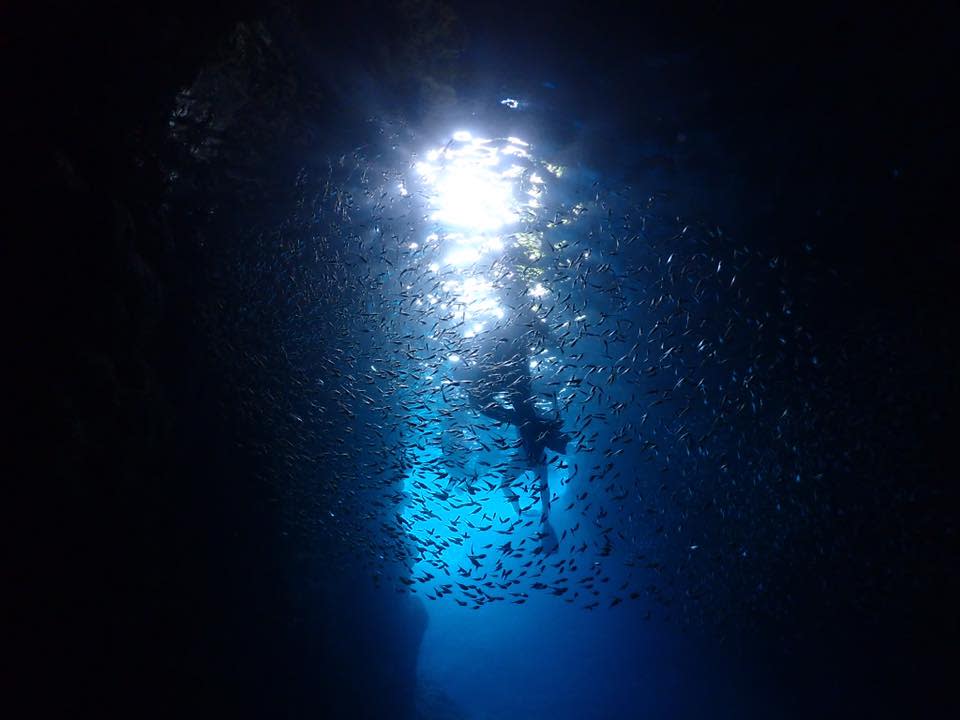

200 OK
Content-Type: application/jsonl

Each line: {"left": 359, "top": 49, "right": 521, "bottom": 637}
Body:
{"left": 197, "top": 121, "right": 850, "bottom": 631}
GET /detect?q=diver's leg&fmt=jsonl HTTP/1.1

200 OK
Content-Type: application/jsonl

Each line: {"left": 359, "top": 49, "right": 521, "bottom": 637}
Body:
{"left": 499, "top": 369, "right": 562, "bottom": 551}
{"left": 499, "top": 474, "right": 522, "bottom": 515}
{"left": 511, "top": 379, "right": 547, "bottom": 451}
{"left": 534, "top": 464, "right": 551, "bottom": 521}
{"left": 529, "top": 459, "right": 557, "bottom": 554}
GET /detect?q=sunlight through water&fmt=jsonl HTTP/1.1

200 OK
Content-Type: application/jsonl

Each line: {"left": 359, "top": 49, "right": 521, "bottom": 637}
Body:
{"left": 396, "top": 130, "right": 580, "bottom": 582}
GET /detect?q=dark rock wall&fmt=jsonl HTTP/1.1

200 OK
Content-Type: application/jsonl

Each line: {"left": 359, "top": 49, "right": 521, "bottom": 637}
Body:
{"left": 3, "top": 2, "right": 448, "bottom": 717}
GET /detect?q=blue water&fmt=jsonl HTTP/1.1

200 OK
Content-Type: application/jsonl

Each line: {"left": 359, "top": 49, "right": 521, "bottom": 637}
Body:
{"left": 419, "top": 593, "right": 751, "bottom": 720}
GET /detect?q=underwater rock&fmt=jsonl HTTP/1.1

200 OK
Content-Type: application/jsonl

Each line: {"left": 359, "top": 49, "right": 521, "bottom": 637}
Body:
{"left": 416, "top": 678, "right": 471, "bottom": 720}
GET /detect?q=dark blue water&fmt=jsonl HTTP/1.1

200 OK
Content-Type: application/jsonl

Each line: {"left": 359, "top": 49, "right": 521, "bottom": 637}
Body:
{"left": 419, "top": 589, "right": 754, "bottom": 719}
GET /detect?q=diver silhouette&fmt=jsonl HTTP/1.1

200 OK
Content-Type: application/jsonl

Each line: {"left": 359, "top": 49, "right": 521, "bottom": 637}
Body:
{"left": 457, "top": 269, "right": 570, "bottom": 553}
